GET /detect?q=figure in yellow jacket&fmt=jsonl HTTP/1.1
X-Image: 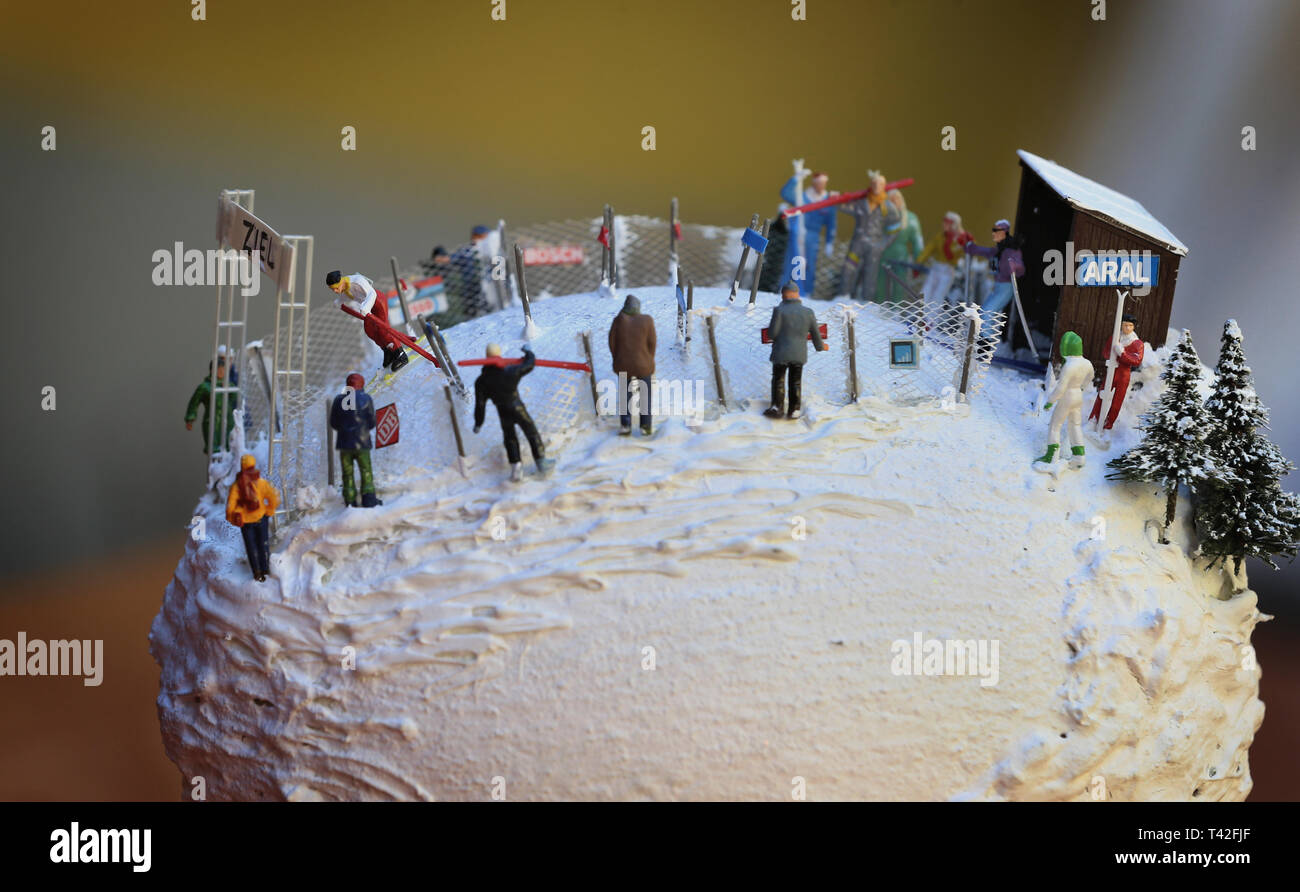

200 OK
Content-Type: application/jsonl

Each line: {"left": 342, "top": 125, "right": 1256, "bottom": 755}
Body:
{"left": 226, "top": 454, "right": 279, "bottom": 582}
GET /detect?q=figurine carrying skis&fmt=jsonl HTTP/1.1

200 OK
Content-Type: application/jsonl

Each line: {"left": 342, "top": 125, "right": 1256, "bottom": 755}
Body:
{"left": 1034, "top": 331, "right": 1092, "bottom": 473}
{"left": 837, "top": 170, "right": 900, "bottom": 302}
{"left": 473, "top": 344, "right": 556, "bottom": 481}
{"left": 1088, "top": 313, "right": 1144, "bottom": 431}
{"left": 329, "top": 373, "right": 382, "bottom": 508}
{"left": 226, "top": 454, "right": 279, "bottom": 582}
{"left": 764, "top": 281, "right": 828, "bottom": 420}
{"left": 327, "top": 270, "right": 410, "bottom": 372}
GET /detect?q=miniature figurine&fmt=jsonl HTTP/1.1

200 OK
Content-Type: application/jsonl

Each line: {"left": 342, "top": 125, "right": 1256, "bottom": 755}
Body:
{"left": 1034, "top": 331, "right": 1091, "bottom": 472}
{"left": 608, "top": 294, "right": 657, "bottom": 436}
{"left": 876, "top": 189, "right": 924, "bottom": 303}
{"left": 917, "top": 211, "right": 971, "bottom": 303}
{"left": 1106, "top": 329, "right": 1210, "bottom": 544}
{"left": 329, "top": 372, "right": 382, "bottom": 508}
{"left": 1195, "top": 320, "right": 1300, "bottom": 586}
{"left": 764, "top": 281, "right": 828, "bottom": 419}
{"left": 184, "top": 353, "right": 237, "bottom": 454}
{"left": 837, "top": 170, "right": 900, "bottom": 302}
{"left": 226, "top": 454, "right": 279, "bottom": 582}
{"left": 327, "top": 270, "right": 410, "bottom": 372}
{"left": 446, "top": 225, "right": 491, "bottom": 320}
{"left": 472, "top": 344, "right": 556, "bottom": 481}
{"left": 962, "top": 219, "right": 1025, "bottom": 315}
{"left": 1088, "top": 314, "right": 1144, "bottom": 431}
{"left": 421, "top": 244, "right": 452, "bottom": 276}
{"left": 780, "top": 161, "right": 837, "bottom": 297}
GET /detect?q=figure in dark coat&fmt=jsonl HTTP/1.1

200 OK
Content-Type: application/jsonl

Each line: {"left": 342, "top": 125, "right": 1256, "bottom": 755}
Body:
{"left": 330, "top": 372, "right": 381, "bottom": 507}
{"left": 608, "top": 294, "right": 657, "bottom": 435}
{"left": 473, "top": 345, "right": 553, "bottom": 480}
{"left": 764, "top": 282, "right": 827, "bottom": 419}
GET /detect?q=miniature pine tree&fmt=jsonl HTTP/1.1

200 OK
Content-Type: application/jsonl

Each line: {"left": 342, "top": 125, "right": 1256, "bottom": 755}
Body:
{"left": 1106, "top": 329, "right": 1210, "bottom": 543}
{"left": 1194, "top": 319, "right": 1300, "bottom": 586}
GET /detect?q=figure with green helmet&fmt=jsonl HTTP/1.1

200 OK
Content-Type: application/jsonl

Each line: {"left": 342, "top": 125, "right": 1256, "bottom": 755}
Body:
{"left": 1034, "top": 331, "right": 1092, "bottom": 473}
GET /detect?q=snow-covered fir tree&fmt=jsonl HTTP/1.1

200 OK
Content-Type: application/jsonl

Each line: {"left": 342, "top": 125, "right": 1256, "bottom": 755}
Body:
{"left": 1194, "top": 319, "right": 1300, "bottom": 587}
{"left": 1107, "top": 329, "right": 1211, "bottom": 544}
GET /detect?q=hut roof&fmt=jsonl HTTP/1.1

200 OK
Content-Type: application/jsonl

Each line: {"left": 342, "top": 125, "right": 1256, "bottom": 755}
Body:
{"left": 1017, "top": 150, "right": 1188, "bottom": 256}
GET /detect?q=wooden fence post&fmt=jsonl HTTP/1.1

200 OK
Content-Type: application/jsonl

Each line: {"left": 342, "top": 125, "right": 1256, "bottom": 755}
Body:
{"left": 847, "top": 316, "right": 859, "bottom": 403}
{"left": 390, "top": 256, "right": 416, "bottom": 337}
{"left": 959, "top": 315, "right": 978, "bottom": 397}
{"left": 513, "top": 243, "right": 532, "bottom": 324}
{"left": 580, "top": 331, "right": 601, "bottom": 417}
{"left": 325, "top": 397, "right": 335, "bottom": 486}
{"left": 669, "top": 197, "right": 679, "bottom": 271}
{"left": 706, "top": 314, "right": 726, "bottom": 409}
{"left": 729, "top": 213, "right": 760, "bottom": 302}
{"left": 444, "top": 384, "right": 466, "bottom": 459}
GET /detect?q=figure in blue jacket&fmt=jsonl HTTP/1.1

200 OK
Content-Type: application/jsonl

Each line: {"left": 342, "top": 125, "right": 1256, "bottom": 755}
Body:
{"left": 780, "top": 161, "right": 836, "bottom": 298}
{"left": 329, "top": 372, "right": 381, "bottom": 508}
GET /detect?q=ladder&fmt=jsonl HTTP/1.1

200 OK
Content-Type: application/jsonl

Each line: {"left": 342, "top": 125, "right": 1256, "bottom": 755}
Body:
{"left": 267, "top": 234, "right": 312, "bottom": 526}
{"left": 208, "top": 189, "right": 255, "bottom": 465}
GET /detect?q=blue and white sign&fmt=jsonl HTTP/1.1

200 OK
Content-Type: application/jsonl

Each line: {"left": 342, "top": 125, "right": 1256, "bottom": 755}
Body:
{"left": 1076, "top": 252, "right": 1159, "bottom": 288}
{"left": 741, "top": 227, "right": 769, "bottom": 254}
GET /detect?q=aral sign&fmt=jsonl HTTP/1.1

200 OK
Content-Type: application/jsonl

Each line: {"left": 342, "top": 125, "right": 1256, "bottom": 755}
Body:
{"left": 1076, "top": 251, "right": 1158, "bottom": 288}
{"left": 1040, "top": 242, "right": 1158, "bottom": 296}
{"left": 215, "top": 195, "right": 295, "bottom": 291}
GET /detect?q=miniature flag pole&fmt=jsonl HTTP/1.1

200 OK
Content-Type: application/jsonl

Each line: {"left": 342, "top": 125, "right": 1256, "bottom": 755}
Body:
{"left": 729, "top": 214, "right": 761, "bottom": 302}
{"left": 748, "top": 219, "right": 772, "bottom": 307}
{"left": 1094, "top": 289, "right": 1127, "bottom": 432}
{"left": 1007, "top": 265, "right": 1040, "bottom": 361}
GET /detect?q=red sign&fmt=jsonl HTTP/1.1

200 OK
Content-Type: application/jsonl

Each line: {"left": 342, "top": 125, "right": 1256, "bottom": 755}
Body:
{"left": 761, "top": 323, "right": 828, "bottom": 344}
{"left": 375, "top": 403, "right": 400, "bottom": 448}
{"left": 523, "top": 244, "right": 586, "bottom": 266}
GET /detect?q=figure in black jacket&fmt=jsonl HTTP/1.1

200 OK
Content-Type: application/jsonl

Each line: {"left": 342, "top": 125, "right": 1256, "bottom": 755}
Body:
{"left": 329, "top": 372, "right": 382, "bottom": 507}
{"left": 473, "top": 344, "right": 555, "bottom": 481}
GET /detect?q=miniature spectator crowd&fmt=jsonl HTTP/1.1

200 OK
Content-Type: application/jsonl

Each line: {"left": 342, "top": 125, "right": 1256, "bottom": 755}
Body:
{"left": 189, "top": 160, "right": 1092, "bottom": 582}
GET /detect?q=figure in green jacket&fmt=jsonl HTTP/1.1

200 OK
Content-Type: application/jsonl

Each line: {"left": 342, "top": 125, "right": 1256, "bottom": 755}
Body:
{"left": 876, "top": 190, "right": 924, "bottom": 304}
{"left": 185, "top": 355, "right": 238, "bottom": 454}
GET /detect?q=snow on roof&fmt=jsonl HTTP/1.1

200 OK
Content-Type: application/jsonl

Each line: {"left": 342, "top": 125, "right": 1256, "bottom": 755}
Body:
{"left": 1017, "top": 150, "right": 1188, "bottom": 256}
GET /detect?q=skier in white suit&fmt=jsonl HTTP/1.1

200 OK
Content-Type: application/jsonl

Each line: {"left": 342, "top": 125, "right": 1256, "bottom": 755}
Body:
{"left": 1034, "top": 330, "right": 1092, "bottom": 472}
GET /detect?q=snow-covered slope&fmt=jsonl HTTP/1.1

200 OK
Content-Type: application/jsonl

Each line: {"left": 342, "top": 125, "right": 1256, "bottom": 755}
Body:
{"left": 151, "top": 288, "right": 1265, "bottom": 801}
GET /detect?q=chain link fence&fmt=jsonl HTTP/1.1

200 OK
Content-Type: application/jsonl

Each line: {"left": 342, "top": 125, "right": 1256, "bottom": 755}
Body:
{"left": 235, "top": 215, "right": 1007, "bottom": 508}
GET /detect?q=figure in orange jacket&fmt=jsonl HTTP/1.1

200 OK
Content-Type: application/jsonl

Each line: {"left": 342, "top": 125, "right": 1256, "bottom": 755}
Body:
{"left": 1089, "top": 314, "right": 1144, "bottom": 430}
{"left": 226, "top": 454, "right": 280, "bottom": 582}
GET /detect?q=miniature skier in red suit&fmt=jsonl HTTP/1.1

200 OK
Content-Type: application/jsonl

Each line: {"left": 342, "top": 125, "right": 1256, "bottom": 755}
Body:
{"left": 1089, "top": 314, "right": 1144, "bottom": 430}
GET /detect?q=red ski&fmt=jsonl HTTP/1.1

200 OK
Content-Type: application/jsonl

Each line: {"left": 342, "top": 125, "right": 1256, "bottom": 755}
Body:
{"left": 339, "top": 304, "right": 441, "bottom": 367}
{"left": 459, "top": 357, "right": 592, "bottom": 372}
{"left": 781, "top": 178, "right": 914, "bottom": 218}
{"left": 761, "top": 323, "right": 827, "bottom": 344}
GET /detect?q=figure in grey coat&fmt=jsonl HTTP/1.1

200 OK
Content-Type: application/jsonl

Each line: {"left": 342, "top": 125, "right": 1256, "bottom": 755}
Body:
{"left": 838, "top": 171, "right": 900, "bottom": 301}
{"left": 765, "top": 282, "right": 828, "bottom": 419}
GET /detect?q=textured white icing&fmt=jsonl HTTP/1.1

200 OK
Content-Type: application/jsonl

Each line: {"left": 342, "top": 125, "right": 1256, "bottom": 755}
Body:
{"left": 151, "top": 289, "right": 1264, "bottom": 800}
